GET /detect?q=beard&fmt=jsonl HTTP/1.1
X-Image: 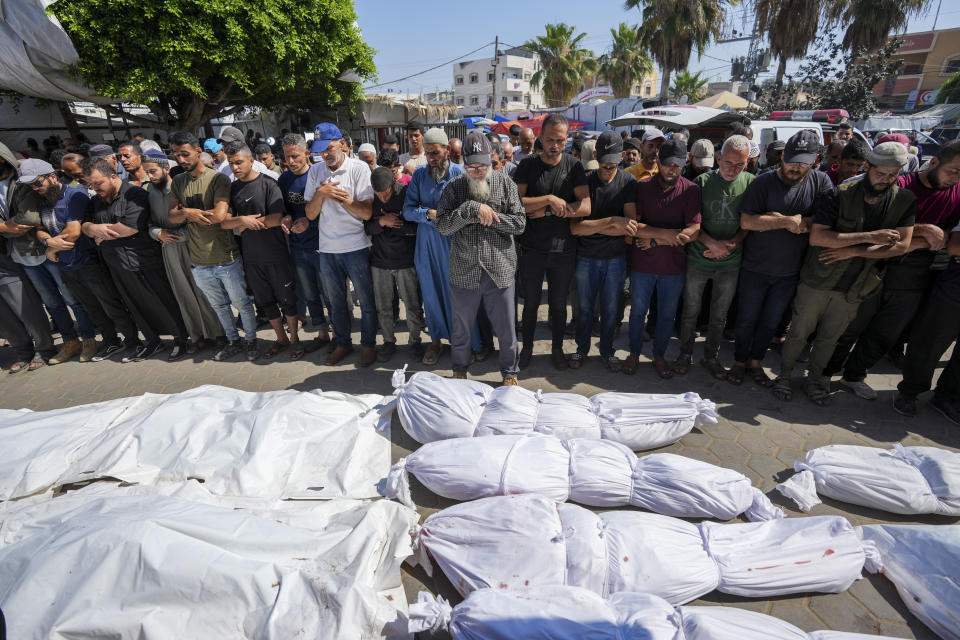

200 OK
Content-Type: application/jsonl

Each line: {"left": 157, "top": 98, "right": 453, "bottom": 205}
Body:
{"left": 41, "top": 184, "right": 63, "bottom": 205}
{"left": 467, "top": 172, "right": 492, "bottom": 202}
{"left": 863, "top": 176, "right": 894, "bottom": 197}
{"left": 151, "top": 173, "right": 169, "bottom": 190}
{"left": 428, "top": 158, "right": 450, "bottom": 183}
{"left": 928, "top": 166, "right": 947, "bottom": 190}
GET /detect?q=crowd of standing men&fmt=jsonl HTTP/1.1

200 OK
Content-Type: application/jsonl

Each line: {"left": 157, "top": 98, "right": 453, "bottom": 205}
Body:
{"left": 1, "top": 115, "right": 959, "bottom": 420}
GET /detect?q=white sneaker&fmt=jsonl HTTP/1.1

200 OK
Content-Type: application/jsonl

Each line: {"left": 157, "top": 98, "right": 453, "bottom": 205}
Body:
{"left": 841, "top": 379, "right": 877, "bottom": 401}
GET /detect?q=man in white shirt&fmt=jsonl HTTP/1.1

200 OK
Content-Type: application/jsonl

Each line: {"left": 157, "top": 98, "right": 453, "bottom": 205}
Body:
{"left": 399, "top": 122, "right": 427, "bottom": 169}
{"left": 216, "top": 126, "right": 279, "bottom": 181}
{"left": 304, "top": 122, "right": 377, "bottom": 366}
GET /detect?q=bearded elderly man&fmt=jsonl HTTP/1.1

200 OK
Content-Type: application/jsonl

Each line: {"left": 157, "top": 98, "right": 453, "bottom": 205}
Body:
{"left": 436, "top": 132, "right": 526, "bottom": 384}
{"left": 402, "top": 127, "right": 467, "bottom": 366}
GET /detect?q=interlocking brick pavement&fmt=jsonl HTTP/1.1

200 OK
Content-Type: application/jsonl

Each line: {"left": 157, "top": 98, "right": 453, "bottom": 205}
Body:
{"left": 1, "top": 312, "right": 957, "bottom": 638}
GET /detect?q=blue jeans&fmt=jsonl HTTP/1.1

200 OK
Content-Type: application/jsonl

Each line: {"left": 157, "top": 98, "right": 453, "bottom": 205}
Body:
{"left": 629, "top": 272, "right": 684, "bottom": 358}
{"left": 575, "top": 256, "right": 626, "bottom": 357}
{"left": 317, "top": 248, "right": 377, "bottom": 348}
{"left": 191, "top": 258, "right": 257, "bottom": 342}
{"left": 733, "top": 268, "right": 798, "bottom": 363}
{"left": 22, "top": 261, "right": 95, "bottom": 341}
{"left": 290, "top": 246, "right": 328, "bottom": 326}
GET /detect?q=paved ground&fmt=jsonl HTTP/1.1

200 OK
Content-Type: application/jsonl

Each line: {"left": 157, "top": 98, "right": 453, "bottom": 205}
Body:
{"left": 1, "top": 309, "right": 957, "bottom": 638}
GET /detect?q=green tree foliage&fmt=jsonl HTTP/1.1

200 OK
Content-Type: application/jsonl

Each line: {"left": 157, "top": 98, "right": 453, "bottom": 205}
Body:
{"left": 937, "top": 72, "right": 960, "bottom": 104}
{"left": 754, "top": 0, "right": 822, "bottom": 87}
{"left": 669, "top": 70, "right": 709, "bottom": 103}
{"left": 751, "top": 34, "right": 904, "bottom": 121}
{"left": 599, "top": 23, "right": 654, "bottom": 99}
{"left": 625, "top": 0, "right": 736, "bottom": 101}
{"left": 827, "top": 0, "right": 933, "bottom": 52}
{"left": 48, "top": 0, "right": 375, "bottom": 131}
{"left": 524, "top": 23, "right": 599, "bottom": 106}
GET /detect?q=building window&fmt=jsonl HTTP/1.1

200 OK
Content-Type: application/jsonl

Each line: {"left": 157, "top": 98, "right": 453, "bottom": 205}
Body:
{"left": 644, "top": 85, "right": 652, "bottom": 96}
{"left": 487, "top": 71, "right": 495, "bottom": 81}
{"left": 455, "top": 75, "right": 464, "bottom": 85}
{"left": 945, "top": 57, "right": 960, "bottom": 75}
{"left": 470, "top": 96, "right": 479, "bottom": 105}
{"left": 456, "top": 97, "right": 464, "bottom": 105}
{"left": 524, "top": 72, "right": 531, "bottom": 80}
{"left": 469, "top": 73, "right": 478, "bottom": 84}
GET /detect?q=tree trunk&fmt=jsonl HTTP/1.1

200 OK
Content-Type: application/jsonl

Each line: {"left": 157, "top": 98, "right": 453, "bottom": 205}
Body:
{"left": 659, "top": 68, "right": 671, "bottom": 104}
{"left": 775, "top": 56, "right": 787, "bottom": 87}
{"left": 55, "top": 101, "right": 81, "bottom": 141}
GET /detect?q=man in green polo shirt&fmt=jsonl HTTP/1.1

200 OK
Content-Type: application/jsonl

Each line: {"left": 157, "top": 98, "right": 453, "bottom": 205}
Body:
{"left": 675, "top": 135, "right": 754, "bottom": 379}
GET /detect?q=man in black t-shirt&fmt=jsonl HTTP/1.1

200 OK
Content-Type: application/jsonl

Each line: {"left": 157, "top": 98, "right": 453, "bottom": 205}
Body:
{"left": 221, "top": 143, "right": 300, "bottom": 360}
{"left": 569, "top": 131, "right": 637, "bottom": 371}
{"left": 515, "top": 114, "right": 591, "bottom": 369}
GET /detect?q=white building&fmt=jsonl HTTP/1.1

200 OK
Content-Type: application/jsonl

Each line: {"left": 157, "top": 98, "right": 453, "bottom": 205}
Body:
{"left": 452, "top": 47, "right": 547, "bottom": 115}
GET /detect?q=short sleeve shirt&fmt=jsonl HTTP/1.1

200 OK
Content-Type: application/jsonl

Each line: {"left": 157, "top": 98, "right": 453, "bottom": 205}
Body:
{"left": 277, "top": 169, "right": 317, "bottom": 251}
{"left": 632, "top": 176, "right": 702, "bottom": 275}
{"left": 687, "top": 170, "right": 755, "bottom": 271}
{"left": 740, "top": 169, "right": 834, "bottom": 277}
{"left": 304, "top": 156, "right": 374, "bottom": 254}
{"left": 170, "top": 167, "right": 238, "bottom": 266}
{"left": 515, "top": 153, "right": 588, "bottom": 253}
{"left": 578, "top": 169, "right": 636, "bottom": 259}
{"left": 85, "top": 182, "right": 162, "bottom": 270}
{"left": 40, "top": 186, "right": 93, "bottom": 271}
{"left": 229, "top": 174, "right": 288, "bottom": 264}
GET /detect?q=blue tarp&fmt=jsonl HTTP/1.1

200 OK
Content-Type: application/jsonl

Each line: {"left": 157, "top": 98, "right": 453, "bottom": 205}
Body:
{"left": 493, "top": 114, "right": 509, "bottom": 122}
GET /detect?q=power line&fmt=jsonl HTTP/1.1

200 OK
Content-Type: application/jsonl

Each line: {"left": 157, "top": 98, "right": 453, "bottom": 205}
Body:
{"left": 364, "top": 41, "right": 494, "bottom": 90}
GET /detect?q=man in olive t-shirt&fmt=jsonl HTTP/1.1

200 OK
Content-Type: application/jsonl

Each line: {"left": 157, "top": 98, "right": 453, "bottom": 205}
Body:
{"left": 168, "top": 131, "right": 258, "bottom": 361}
{"left": 676, "top": 135, "right": 754, "bottom": 378}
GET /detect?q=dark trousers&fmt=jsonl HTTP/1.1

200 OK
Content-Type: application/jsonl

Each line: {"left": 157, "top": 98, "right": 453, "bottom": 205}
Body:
{"left": 826, "top": 286, "right": 925, "bottom": 382}
{"left": 61, "top": 262, "right": 139, "bottom": 346}
{"left": 898, "top": 292, "right": 960, "bottom": 402}
{"left": 107, "top": 262, "right": 188, "bottom": 343}
{"left": 451, "top": 272, "right": 518, "bottom": 377}
{"left": 733, "top": 268, "right": 798, "bottom": 363}
{"left": 0, "top": 271, "right": 55, "bottom": 359}
{"left": 519, "top": 249, "right": 575, "bottom": 350}
{"left": 678, "top": 265, "right": 738, "bottom": 360}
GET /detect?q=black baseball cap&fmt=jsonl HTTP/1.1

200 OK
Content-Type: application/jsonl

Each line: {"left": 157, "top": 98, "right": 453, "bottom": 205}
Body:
{"left": 595, "top": 130, "right": 623, "bottom": 164}
{"left": 463, "top": 132, "right": 492, "bottom": 166}
{"left": 658, "top": 138, "right": 687, "bottom": 167}
{"left": 783, "top": 130, "right": 819, "bottom": 164}
{"left": 623, "top": 137, "right": 641, "bottom": 152}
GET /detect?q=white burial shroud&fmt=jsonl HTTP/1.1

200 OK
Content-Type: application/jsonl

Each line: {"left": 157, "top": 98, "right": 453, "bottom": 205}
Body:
{"left": 0, "top": 481, "right": 419, "bottom": 639}
{"left": 408, "top": 586, "right": 903, "bottom": 640}
{"left": 392, "top": 367, "right": 717, "bottom": 450}
{"left": 776, "top": 444, "right": 960, "bottom": 515}
{"left": 0, "top": 385, "right": 393, "bottom": 501}
{"left": 412, "top": 494, "right": 872, "bottom": 604}
{"left": 384, "top": 433, "right": 782, "bottom": 521}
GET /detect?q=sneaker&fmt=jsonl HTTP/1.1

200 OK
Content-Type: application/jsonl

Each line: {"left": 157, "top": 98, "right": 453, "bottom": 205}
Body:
{"left": 93, "top": 341, "right": 124, "bottom": 362}
{"left": 410, "top": 342, "right": 426, "bottom": 360}
{"left": 245, "top": 340, "right": 260, "bottom": 361}
{"left": 551, "top": 349, "right": 568, "bottom": 370}
{"left": 168, "top": 341, "right": 188, "bottom": 361}
{"left": 79, "top": 338, "right": 98, "bottom": 362}
{"left": 120, "top": 344, "right": 142, "bottom": 363}
{"left": 840, "top": 379, "right": 877, "bottom": 401}
{"left": 214, "top": 339, "right": 243, "bottom": 361}
{"left": 518, "top": 346, "right": 533, "bottom": 369}
{"left": 502, "top": 376, "right": 519, "bottom": 386}
{"left": 133, "top": 341, "right": 165, "bottom": 361}
{"left": 931, "top": 395, "right": 960, "bottom": 426}
{"left": 892, "top": 393, "right": 917, "bottom": 418}
{"left": 377, "top": 342, "right": 397, "bottom": 363}
{"left": 48, "top": 339, "right": 81, "bottom": 365}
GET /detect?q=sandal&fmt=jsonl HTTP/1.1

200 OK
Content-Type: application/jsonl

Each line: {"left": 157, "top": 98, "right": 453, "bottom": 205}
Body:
{"left": 727, "top": 363, "right": 746, "bottom": 386}
{"left": 422, "top": 342, "right": 442, "bottom": 366}
{"left": 622, "top": 354, "right": 639, "bottom": 375}
{"left": 605, "top": 355, "right": 622, "bottom": 373}
{"left": 701, "top": 357, "right": 727, "bottom": 380}
{"left": 567, "top": 351, "right": 584, "bottom": 369}
{"left": 263, "top": 341, "right": 290, "bottom": 359}
{"left": 771, "top": 376, "right": 793, "bottom": 401}
{"left": 672, "top": 354, "right": 692, "bottom": 376}
{"left": 804, "top": 381, "right": 831, "bottom": 406}
{"left": 8, "top": 360, "right": 28, "bottom": 374}
{"left": 289, "top": 341, "right": 306, "bottom": 360}
{"left": 747, "top": 366, "right": 774, "bottom": 388}
{"left": 653, "top": 357, "right": 673, "bottom": 379}
{"left": 27, "top": 354, "right": 45, "bottom": 371}
{"left": 304, "top": 335, "right": 331, "bottom": 353}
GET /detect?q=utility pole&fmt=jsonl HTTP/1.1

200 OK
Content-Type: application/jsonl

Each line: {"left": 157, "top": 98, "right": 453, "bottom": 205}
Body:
{"left": 491, "top": 35, "right": 499, "bottom": 117}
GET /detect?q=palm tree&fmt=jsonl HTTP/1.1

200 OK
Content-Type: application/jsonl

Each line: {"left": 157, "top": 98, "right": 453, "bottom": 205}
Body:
{"left": 599, "top": 23, "right": 654, "bottom": 99}
{"left": 754, "top": 0, "right": 822, "bottom": 87}
{"left": 625, "top": 0, "right": 735, "bottom": 102}
{"left": 670, "top": 70, "right": 709, "bottom": 103}
{"left": 524, "top": 23, "right": 599, "bottom": 107}
{"left": 827, "top": 0, "right": 934, "bottom": 51}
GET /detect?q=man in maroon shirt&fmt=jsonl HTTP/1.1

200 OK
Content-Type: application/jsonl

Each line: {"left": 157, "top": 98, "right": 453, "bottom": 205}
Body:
{"left": 625, "top": 139, "right": 701, "bottom": 378}
{"left": 826, "top": 140, "right": 960, "bottom": 400}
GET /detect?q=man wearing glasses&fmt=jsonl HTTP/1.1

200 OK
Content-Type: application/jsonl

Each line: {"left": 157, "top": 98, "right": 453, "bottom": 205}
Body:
{"left": 436, "top": 132, "right": 526, "bottom": 385}
{"left": 729, "top": 130, "right": 834, "bottom": 387}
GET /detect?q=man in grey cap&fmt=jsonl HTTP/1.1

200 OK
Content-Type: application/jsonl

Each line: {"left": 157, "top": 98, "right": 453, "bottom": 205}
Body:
{"left": 763, "top": 139, "right": 786, "bottom": 172}
{"left": 772, "top": 141, "right": 916, "bottom": 405}
{"left": 436, "top": 132, "right": 526, "bottom": 384}
{"left": 683, "top": 138, "right": 714, "bottom": 181}
{"left": 88, "top": 144, "right": 127, "bottom": 181}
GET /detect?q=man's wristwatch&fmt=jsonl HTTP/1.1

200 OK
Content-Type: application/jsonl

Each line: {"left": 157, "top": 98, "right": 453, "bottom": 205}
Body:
{"left": 40, "top": 238, "right": 49, "bottom": 249}
{"left": 649, "top": 238, "right": 658, "bottom": 248}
